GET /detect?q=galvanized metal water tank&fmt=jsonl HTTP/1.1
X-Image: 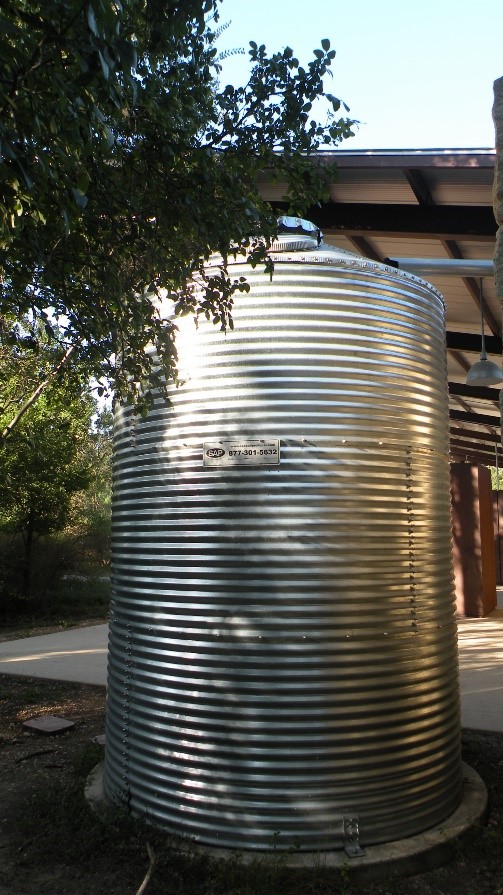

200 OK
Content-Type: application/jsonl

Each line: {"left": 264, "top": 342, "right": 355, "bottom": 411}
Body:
{"left": 105, "top": 223, "right": 461, "bottom": 852}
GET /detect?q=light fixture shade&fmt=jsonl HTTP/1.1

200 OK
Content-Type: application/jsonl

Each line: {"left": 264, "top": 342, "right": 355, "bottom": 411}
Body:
{"left": 466, "top": 357, "right": 503, "bottom": 387}
{"left": 466, "top": 278, "right": 503, "bottom": 387}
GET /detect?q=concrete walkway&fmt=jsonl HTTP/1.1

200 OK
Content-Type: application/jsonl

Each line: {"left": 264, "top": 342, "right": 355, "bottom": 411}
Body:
{"left": 1, "top": 605, "right": 502, "bottom": 733}
{"left": 457, "top": 608, "right": 503, "bottom": 732}
{"left": 0, "top": 624, "right": 108, "bottom": 687}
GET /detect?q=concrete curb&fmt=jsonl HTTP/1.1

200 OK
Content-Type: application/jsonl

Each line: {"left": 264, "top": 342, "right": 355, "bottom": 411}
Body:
{"left": 85, "top": 761, "right": 488, "bottom": 882}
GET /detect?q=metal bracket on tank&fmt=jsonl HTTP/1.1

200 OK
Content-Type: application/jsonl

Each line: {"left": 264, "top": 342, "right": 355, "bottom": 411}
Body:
{"left": 342, "top": 816, "right": 366, "bottom": 857}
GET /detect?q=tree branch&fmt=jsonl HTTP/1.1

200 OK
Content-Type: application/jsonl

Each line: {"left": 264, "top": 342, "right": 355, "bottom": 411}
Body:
{"left": 0, "top": 0, "right": 88, "bottom": 118}
{"left": 135, "top": 843, "right": 157, "bottom": 895}
{"left": 1, "top": 343, "right": 76, "bottom": 441}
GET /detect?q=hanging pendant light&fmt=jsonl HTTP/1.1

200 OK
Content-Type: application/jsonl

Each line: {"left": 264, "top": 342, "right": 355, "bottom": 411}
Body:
{"left": 465, "top": 280, "right": 503, "bottom": 387}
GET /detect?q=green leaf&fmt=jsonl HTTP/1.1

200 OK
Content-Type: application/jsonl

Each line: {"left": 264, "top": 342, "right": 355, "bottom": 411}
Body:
{"left": 76, "top": 171, "right": 90, "bottom": 194}
{"left": 71, "top": 187, "right": 88, "bottom": 209}
{"left": 117, "top": 38, "right": 137, "bottom": 72}
{"left": 321, "top": 38, "right": 330, "bottom": 51}
{"left": 103, "top": 125, "right": 114, "bottom": 149}
{"left": 87, "top": 4, "right": 99, "bottom": 37}
{"left": 98, "top": 50, "right": 110, "bottom": 79}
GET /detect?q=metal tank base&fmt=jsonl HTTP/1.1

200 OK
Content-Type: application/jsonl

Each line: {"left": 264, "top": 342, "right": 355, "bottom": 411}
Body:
{"left": 86, "top": 761, "right": 487, "bottom": 883}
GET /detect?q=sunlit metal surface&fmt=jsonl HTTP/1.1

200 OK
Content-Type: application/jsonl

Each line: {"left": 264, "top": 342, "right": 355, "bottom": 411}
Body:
{"left": 385, "top": 257, "right": 494, "bottom": 278}
{"left": 105, "top": 245, "right": 461, "bottom": 851}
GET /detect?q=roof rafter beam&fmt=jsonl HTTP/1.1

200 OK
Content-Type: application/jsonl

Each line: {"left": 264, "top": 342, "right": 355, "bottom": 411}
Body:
{"left": 449, "top": 425, "right": 501, "bottom": 444}
{"left": 346, "top": 235, "right": 381, "bottom": 262}
{"left": 441, "top": 240, "right": 500, "bottom": 336}
{"left": 449, "top": 381, "right": 501, "bottom": 403}
{"left": 290, "top": 203, "right": 497, "bottom": 240}
{"left": 446, "top": 330, "right": 502, "bottom": 354}
{"left": 450, "top": 439, "right": 500, "bottom": 458}
{"left": 448, "top": 348, "right": 471, "bottom": 374}
{"left": 403, "top": 168, "right": 434, "bottom": 206}
{"left": 450, "top": 433, "right": 498, "bottom": 448}
{"left": 450, "top": 408, "right": 501, "bottom": 427}
{"left": 450, "top": 437, "right": 501, "bottom": 457}
{"left": 450, "top": 453, "right": 496, "bottom": 464}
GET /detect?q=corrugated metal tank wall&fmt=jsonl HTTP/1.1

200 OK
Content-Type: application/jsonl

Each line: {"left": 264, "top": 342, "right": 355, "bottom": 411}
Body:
{"left": 105, "top": 240, "right": 461, "bottom": 851}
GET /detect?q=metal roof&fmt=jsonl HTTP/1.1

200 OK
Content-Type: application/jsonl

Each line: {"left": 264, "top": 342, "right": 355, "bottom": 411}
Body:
{"left": 261, "top": 149, "right": 501, "bottom": 466}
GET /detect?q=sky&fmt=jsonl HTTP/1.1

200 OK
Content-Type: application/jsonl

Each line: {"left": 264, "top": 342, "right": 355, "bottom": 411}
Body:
{"left": 217, "top": 0, "right": 503, "bottom": 150}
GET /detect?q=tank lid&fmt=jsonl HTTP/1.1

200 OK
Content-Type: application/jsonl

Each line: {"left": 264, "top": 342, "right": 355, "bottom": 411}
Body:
{"left": 272, "top": 216, "right": 323, "bottom": 251}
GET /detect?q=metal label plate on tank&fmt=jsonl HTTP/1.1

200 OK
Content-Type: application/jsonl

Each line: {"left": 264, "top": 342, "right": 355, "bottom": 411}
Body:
{"left": 203, "top": 439, "right": 280, "bottom": 467}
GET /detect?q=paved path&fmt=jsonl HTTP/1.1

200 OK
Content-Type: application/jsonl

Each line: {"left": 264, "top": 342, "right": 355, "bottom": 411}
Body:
{"left": 457, "top": 609, "right": 503, "bottom": 732}
{"left": 1, "top": 612, "right": 502, "bottom": 733}
{"left": 0, "top": 624, "right": 108, "bottom": 686}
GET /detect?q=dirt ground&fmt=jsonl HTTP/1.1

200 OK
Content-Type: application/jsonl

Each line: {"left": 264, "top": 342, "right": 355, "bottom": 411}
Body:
{"left": 0, "top": 671, "right": 502, "bottom": 895}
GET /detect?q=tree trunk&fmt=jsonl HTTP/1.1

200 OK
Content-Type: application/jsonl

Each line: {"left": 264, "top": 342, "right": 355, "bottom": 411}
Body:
{"left": 21, "top": 515, "right": 34, "bottom": 598}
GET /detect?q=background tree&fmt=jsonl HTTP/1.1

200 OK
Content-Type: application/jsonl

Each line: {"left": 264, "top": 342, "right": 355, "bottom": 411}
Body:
{"left": 0, "top": 0, "right": 355, "bottom": 420}
{"left": 490, "top": 466, "right": 503, "bottom": 490}
{"left": 0, "top": 333, "right": 99, "bottom": 600}
{"left": 68, "top": 406, "right": 113, "bottom": 570}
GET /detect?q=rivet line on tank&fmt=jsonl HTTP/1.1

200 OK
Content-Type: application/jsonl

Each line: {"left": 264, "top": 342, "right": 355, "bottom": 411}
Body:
{"left": 406, "top": 446, "right": 418, "bottom": 632}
